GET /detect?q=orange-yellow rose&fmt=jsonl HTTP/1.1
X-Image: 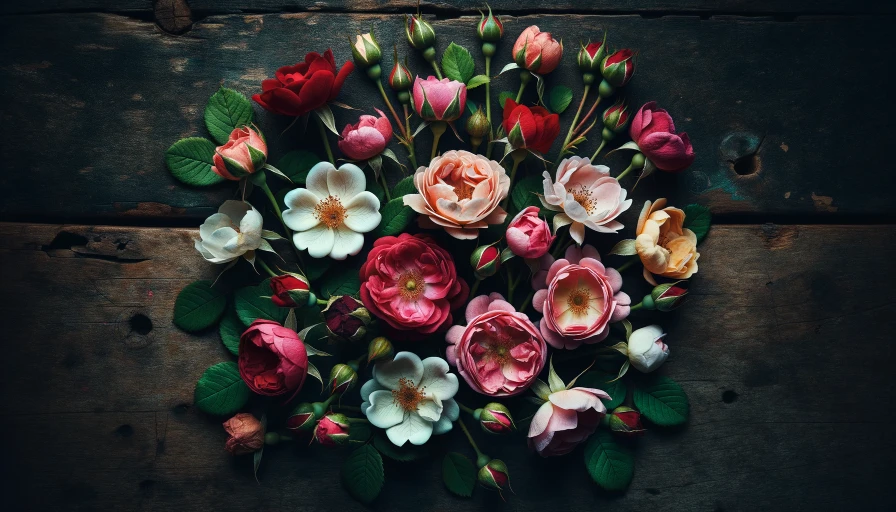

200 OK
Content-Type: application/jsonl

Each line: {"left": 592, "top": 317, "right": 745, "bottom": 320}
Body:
{"left": 635, "top": 198, "right": 699, "bottom": 284}
{"left": 403, "top": 150, "right": 509, "bottom": 240}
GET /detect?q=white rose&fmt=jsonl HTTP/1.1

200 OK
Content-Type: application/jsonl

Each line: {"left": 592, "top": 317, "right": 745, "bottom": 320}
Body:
{"left": 194, "top": 200, "right": 263, "bottom": 265}
{"left": 628, "top": 325, "right": 669, "bottom": 373}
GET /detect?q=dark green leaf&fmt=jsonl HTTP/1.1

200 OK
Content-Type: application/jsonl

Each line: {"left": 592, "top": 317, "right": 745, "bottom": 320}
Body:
{"left": 575, "top": 371, "right": 628, "bottom": 410}
{"left": 633, "top": 375, "right": 689, "bottom": 426}
{"left": 341, "top": 444, "right": 384, "bottom": 505}
{"left": 373, "top": 198, "right": 416, "bottom": 237}
{"left": 549, "top": 85, "right": 574, "bottom": 114}
{"left": 467, "top": 74, "right": 490, "bottom": 89}
{"left": 498, "top": 91, "right": 515, "bottom": 109}
{"left": 392, "top": 176, "right": 417, "bottom": 197}
{"left": 303, "top": 256, "right": 331, "bottom": 282}
{"left": 442, "top": 452, "right": 476, "bottom": 497}
{"left": 583, "top": 430, "right": 634, "bottom": 491}
{"left": 218, "top": 309, "right": 243, "bottom": 356}
{"left": 442, "top": 42, "right": 476, "bottom": 84}
{"left": 373, "top": 433, "right": 428, "bottom": 462}
{"left": 204, "top": 87, "right": 254, "bottom": 145}
{"left": 367, "top": 176, "right": 386, "bottom": 204}
{"left": 165, "top": 137, "right": 224, "bottom": 187}
{"left": 234, "top": 278, "right": 288, "bottom": 327}
{"left": 173, "top": 280, "right": 227, "bottom": 332}
{"left": 276, "top": 150, "right": 320, "bottom": 183}
{"left": 511, "top": 174, "right": 545, "bottom": 211}
{"left": 349, "top": 422, "right": 373, "bottom": 444}
{"left": 318, "top": 264, "right": 361, "bottom": 299}
{"left": 194, "top": 362, "right": 250, "bottom": 416}
{"left": 682, "top": 204, "right": 711, "bottom": 244}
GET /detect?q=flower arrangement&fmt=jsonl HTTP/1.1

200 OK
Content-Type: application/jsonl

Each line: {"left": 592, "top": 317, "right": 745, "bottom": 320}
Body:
{"left": 166, "top": 5, "right": 709, "bottom": 504}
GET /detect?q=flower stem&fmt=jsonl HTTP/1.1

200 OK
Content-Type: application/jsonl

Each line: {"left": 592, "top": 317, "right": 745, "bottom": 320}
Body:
{"left": 403, "top": 104, "right": 418, "bottom": 169}
{"left": 317, "top": 298, "right": 328, "bottom": 306}
{"left": 257, "top": 258, "right": 278, "bottom": 278}
{"left": 457, "top": 402, "right": 477, "bottom": 416}
{"left": 379, "top": 172, "right": 392, "bottom": 202}
{"left": 377, "top": 81, "right": 404, "bottom": 135}
{"left": 616, "top": 161, "right": 638, "bottom": 181}
{"left": 485, "top": 55, "right": 493, "bottom": 125}
{"left": 316, "top": 116, "right": 335, "bottom": 165}
{"left": 431, "top": 59, "right": 443, "bottom": 80}
{"left": 518, "top": 290, "right": 535, "bottom": 313}
{"left": 615, "top": 257, "right": 639, "bottom": 273}
{"left": 457, "top": 418, "right": 484, "bottom": 459}
{"left": 499, "top": 150, "right": 525, "bottom": 211}
{"left": 514, "top": 73, "right": 530, "bottom": 103}
{"left": 574, "top": 95, "right": 603, "bottom": 135}
{"left": 591, "top": 139, "right": 607, "bottom": 161}
{"left": 560, "top": 84, "right": 590, "bottom": 154}
{"left": 469, "top": 278, "right": 481, "bottom": 298}
{"left": 630, "top": 301, "right": 644, "bottom": 311}
{"left": 430, "top": 121, "right": 447, "bottom": 162}
{"left": 505, "top": 265, "right": 519, "bottom": 304}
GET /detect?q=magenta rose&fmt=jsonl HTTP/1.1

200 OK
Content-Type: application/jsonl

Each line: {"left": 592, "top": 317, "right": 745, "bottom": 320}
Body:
{"left": 630, "top": 101, "right": 695, "bottom": 173}
{"left": 528, "top": 387, "right": 610, "bottom": 457}
{"left": 506, "top": 206, "right": 554, "bottom": 259}
{"left": 412, "top": 76, "right": 467, "bottom": 122}
{"left": 360, "top": 233, "right": 469, "bottom": 336}
{"left": 532, "top": 244, "right": 631, "bottom": 350}
{"left": 238, "top": 319, "right": 308, "bottom": 399}
{"left": 445, "top": 293, "right": 546, "bottom": 397}
{"left": 337, "top": 109, "right": 392, "bottom": 160}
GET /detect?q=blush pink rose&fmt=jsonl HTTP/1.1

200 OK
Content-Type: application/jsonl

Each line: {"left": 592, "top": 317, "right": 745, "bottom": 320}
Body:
{"left": 412, "top": 76, "right": 467, "bottom": 122}
{"left": 629, "top": 101, "right": 695, "bottom": 173}
{"left": 360, "top": 234, "right": 469, "bottom": 336}
{"left": 512, "top": 25, "right": 563, "bottom": 74}
{"left": 445, "top": 293, "right": 547, "bottom": 397}
{"left": 528, "top": 387, "right": 610, "bottom": 457}
{"left": 337, "top": 109, "right": 392, "bottom": 161}
{"left": 532, "top": 244, "right": 631, "bottom": 349}
{"left": 238, "top": 319, "right": 309, "bottom": 399}
{"left": 212, "top": 126, "right": 268, "bottom": 180}
{"left": 506, "top": 206, "right": 554, "bottom": 259}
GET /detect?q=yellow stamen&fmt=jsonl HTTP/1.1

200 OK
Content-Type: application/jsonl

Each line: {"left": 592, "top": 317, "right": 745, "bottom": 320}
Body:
{"left": 314, "top": 195, "right": 347, "bottom": 229}
{"left": 391, "top": 377, "right": 425, "bottom": 411}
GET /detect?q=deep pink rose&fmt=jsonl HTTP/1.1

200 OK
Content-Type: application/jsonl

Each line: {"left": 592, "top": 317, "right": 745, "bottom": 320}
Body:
{"left": 506, "top": 206, "right": 554, "bottom": 259}
{"left": 629, "top": 101, "right": 695, "bottom": 173}
{"left": 445, "top": 293, "right": 547, "bottom": 397}
{"left": 337, "top": 109, "right": 392, "bottom": 160}
{"left": 238, "top": 319, "right": 308, "bottom": 399}
{"left": 532, "top": 244, "right": 631, "bottom": 350}
{"left": 222, "top": 413, "right": 264, "bottom": 455}
{"left": 412, "top": 76, "right": 467, "bottom": 122}
{"left": 360, "top": 234, "right": 469, "bottom": 336}
{"left": 528, "top": 387, "right": 610, "bottom": 457}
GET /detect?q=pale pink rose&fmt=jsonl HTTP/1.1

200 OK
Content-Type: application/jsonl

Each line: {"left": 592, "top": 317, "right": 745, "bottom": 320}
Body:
{"left": 403, "top": 150, "right": 509, "bottom": 240}
{"left": 532, "top": 244, "right": 631, "bottom": 350}
{"left": 540, "top": 156, "right": 632, "bottom": 245}
{"left": 506, "top": 206, "right": 554, "bottom": 259}
{"left": 212, "top": 126, "right": 267, "bottom": 180}
{"left": 528, "top": 387, "right": 610, "bottom": 457}
{"left": 412, "top": 76, "right": 467, "bottom": 122}
{"left": 337, "top": 109, "right": 392, "bottom": 160}
{"left": 512, "top": 25, "right": 563, "bottom": 74}
{"left": 445, "top": 293, "right": 547, "bottom": 397}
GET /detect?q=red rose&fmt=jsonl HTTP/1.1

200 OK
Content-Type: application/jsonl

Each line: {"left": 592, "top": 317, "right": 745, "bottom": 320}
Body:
{"left": 322, "top": 295, "right": 371, "bottom": 342}
{"left": 502, "top": 98, "right": 560, "bottom": 154}
{"left": 629, "top": 101, "right": 695, "bottom": 173}
{"left": 238, "top": 319, "right": 308, "bottom": 399}
{"left": 252, "top": 50, "right": 354, "bottom": 117}
{"left": 359, "top": 234, "right": 468, "bottom": 336}
{"left": 269, "top": 274, "right": 310, "bottom": 308}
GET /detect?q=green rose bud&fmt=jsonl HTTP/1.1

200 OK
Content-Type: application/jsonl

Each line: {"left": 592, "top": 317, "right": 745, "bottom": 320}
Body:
{"left": 478, "top": 403, "right": 516, "bottom": 434}
{"left": 465, "top": 107, "right": 491, "bottom": 151}
{"left": 367, "top": 336, "right": 394, "bottom": 363}
{"left": 608, "top": 406, "right": 646, "bottom": 437}
{"left": 328, "top": 363, "right": 359, "bottom": 396}
{"left": 285, "top": 402, "right": 317, "bottom": 432}
{"left": 477, "top": 6, "right": 504, "bottom": 43}
{"left": 477, "top": 459, "right": 511, "bottom": 492}
{"left": 648, "top": 280, "right": 688, "bottom": 312}
{"left": 577, "top": 38, "right": 607, "bottom": 85}
{"left": 351, "top": 32, "right": 382, "bottom": 69}
{"left": 600, "top": 49, "right": 635, "bottom": 90}
{"left": 405, "top": 14, "right": 436, "bottom": 50}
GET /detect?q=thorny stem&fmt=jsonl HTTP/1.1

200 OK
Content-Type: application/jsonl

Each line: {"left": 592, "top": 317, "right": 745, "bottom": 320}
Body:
{"left": 561, "top": 84, "right": 590, "bottom": 153}
{"left": 317, "top": 116, "right": 335, "bottom": 165}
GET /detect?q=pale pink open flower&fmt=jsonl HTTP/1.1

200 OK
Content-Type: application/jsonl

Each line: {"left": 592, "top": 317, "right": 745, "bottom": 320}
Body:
{"left": 532, "top": 244, "right": 631, "bottom": 349}
{"left": 528, "top": 387, "right": 610, "bottom": 457}
{"left": 403, "top": 150, "right": 509, "bottom": 240}
{"left": 541, "top": 156, "right": 632, "bottom": 245}
{"left": 337, "top": 109, "right": 392, "bottom": 161}
{"left": 445, "top": 293, "right": 547, "bottom": 397}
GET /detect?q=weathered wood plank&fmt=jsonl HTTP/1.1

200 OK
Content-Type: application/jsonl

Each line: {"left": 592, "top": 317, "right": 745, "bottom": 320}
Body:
{"left": 0, "top": 222, "right": 893, "bottom": 510}
{"left": 0, "top": 13, "right": 892, "bottom": 223}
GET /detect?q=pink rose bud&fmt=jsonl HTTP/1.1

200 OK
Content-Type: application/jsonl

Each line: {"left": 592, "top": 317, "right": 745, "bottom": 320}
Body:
{"left": 238, "top": 319, "right": 308, "bottom": 399}
{"left": 269, "top": 274, "right": 312, "bottom": 308}
{"left": 212, "top": 126, "right": 267, "bottom": 180}
{"left": 629, "top": 101, "right": 695, "bottom": 173}
{"left": 322, "top": 295, "right": 371, "bottom": 342}
{"left": 512, "top": 25, "right": 563, "bottom": 74}
{"left": 350, "top": 32, "right": 382, "bottom": 69}
{"left": 328, "top": 363, "right": 358, "bottom": 396}
{"left": 313, "top": 413, "right": 350, "bottom": 447}
{"left": 601, "top": 49, "right": 635, "bottom": 89}
{"left": 413, "top": 76, "right": 467, "bottom": 122}
{"left": 337, "top": 109, "right": 393, "bottom": 161}
{"left": 471, "top": 245, "right": 501, "bottom": 279}
{"left": 477, "top": 459, "right": 511, "bottom": 492}
{"left": 367, "top": 336, "right": 394, "bottom": 363}
{"left": 285, "top": 402, "right": 317, "bottom": 432}
{"left": 222, "top": 413, "right": 265, "bottom": 455}
{"left": 506, "top": 206, "right": 555, "bottom": 259}
{"left": 607, "top": 406, "right": 646, "bottom": 437}
{"left": 478, "top": 403, "right": 516, "bottom": 434}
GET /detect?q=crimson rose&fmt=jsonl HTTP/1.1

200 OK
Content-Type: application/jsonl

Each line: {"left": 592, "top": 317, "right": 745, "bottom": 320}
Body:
{"left": 252, "top": 50, "right": 354, "bottom": 117}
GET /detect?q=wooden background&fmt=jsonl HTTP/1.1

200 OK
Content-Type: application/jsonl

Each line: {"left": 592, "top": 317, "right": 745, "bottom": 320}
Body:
{"left": 1, "top": 1, "right": 894, "bottom": 510}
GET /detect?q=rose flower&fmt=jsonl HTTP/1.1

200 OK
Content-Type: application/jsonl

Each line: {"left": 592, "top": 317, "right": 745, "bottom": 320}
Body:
{"left": 502, "top": 99, "right": 560, "bottom": 154}
{"left": 635, "top": 198, "right": 699, "bottom": 285}
{"left": 528, "top": 386, "right": 610, "bottom": 457}
{"left": 337, "top": 110, "right": 392, "bottom": 161}
{"left": 252, "top": 50, "right": 354, "bottom": 117}
{"left": 506, "top": 206, "right": 554, "bottom": 259}
{"left": 512, "top": 25, "right": 563, "bottom": 74}
{"left": 630, "top": 102, "right": 695, "bottom": 173}
{"left": 238, "top": 319, "right": 308, "bottom": 399}
{"left": 212, "top": 126, "right": 267, "bottom": 181}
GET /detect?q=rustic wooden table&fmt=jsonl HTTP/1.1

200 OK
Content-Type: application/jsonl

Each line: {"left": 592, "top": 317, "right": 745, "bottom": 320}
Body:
{"left": 1, "top": 1, "right": 894, "bottom": 510}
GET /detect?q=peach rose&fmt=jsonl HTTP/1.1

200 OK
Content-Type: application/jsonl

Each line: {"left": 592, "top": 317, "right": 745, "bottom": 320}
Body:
{"left": 403, "top": 150, "right": 510, "bottom": 240}
{"left": 635, "top": 198, "right": 699, "bottom": 285}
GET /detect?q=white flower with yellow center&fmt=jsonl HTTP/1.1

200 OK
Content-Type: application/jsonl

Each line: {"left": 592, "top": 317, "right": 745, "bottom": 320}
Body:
{"left": 194, "top": 200, "right": 264, "bottom": 265}
{"left": 282, "top": 162, "right": 381, "bottom": 260}
{"left": 360, "top": 352, "right": 460, "bottom": 447}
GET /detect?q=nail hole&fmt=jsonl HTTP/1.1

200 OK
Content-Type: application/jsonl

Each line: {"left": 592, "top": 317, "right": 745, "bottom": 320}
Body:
{"left": 115, "top": 424, "right": 134, "bottom": 437}
{"left": 129, "top": 314, "right": 153, "bottom": 335}
{"left": 731, "top": 154, "right": 760, "bottom": 175}
{"left": 722, "top": 390, "right": 739, "bottom": 403}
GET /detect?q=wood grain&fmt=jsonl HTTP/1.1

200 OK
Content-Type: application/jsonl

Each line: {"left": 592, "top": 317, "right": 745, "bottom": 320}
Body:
{"left": 1, "top": 222, "right": 893, "bottom": 510}
{"left": 0, "top": 12, "right": 892, "bottom": 223}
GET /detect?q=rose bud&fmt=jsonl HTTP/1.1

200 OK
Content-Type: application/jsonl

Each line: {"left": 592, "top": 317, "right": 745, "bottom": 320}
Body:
{"left": 239, "top": 319, "right": 308, "bottom": 399}
{"left": 600, "top": 49, "right": 635, "bottom": 95}
{"left": 478, "top": 459, "right": 511, "bottom": 492}
{"left": 269, "top": 274, "right": 312, "bottom": 308}
{"left": 222, "top": 413, "right": 265, "bottom": 455}
{"left": 627, "top": 325, "right": 670, "bottom": 373}
{"left": 286, "top": 402, "right": 317, "bottom": 432}
{"left": 328, "top": 363, "right": 358, "bottom": 395}
{"left": 477, "top": 6, "right": 504, "bottom": 44}
{"left": 367, "top": 336, "right": 394, "bottom": 363}
{"left": 337, "top": 109, "right": 393, "bottom": 161}
{"left": 608, "top": 406, "right": 646, "bottom": 437}
{"left": 639, "top": 280, "right": 688, "bottom": 312}
{"left": 466, "top": 106, "right": 491, "bottom": 151}
{"left": 212, "top": 126, "right": 267, "bottom": 181}
{"left": 478, "top": 403, "right": 516, "bottom": 434}
{"left": 389, "top": 50, "right": 414, "bottom": 105}
{"left": 322, "top": 295, "right": 371, "bottom": 342}
{"left": 513, "top": 25, "right": 563, "bottom": 75}
{"left": 577, "top": 39, "right": 607, "bottom": 84}
{"left": 602, "top": 99, "right": 631, "bottom": 138}
{"left": 313, "top": 413, "right": 350, "bottom": 447}
{"left": 413, "top": 76, "right": 467, "bottom": 122}
{"left": 506, "top": 206, "right": 554, "bottom": 259}
{"left": 406, "top": 14, "right": 437, "bottom": 50}
{"left": 471, "top": 244, "right": 501, "bottom": 279}
{"left": 629, "top": 102, "right": 695, "bottom": 173}
{"left": 351, "top": 32, "right": 381, "bottom": 70}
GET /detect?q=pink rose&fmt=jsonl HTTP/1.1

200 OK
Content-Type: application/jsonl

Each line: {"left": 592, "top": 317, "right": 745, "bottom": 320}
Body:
{"left": 445, "top": 293, "right": 547, "bottom": 397}
{"left": 512, "top": 25, "right": 563, "bottom": 74}
{"left": 360, "top": 234, "right": 469, "bottom": 336}
{"left": 212, "top": 126, "right": 267, "bottom": 180}
{"left": 528, "top": 387, "right": 610, "bottom": 457}
{"left": 629, "top": 101, "right": 695, "bottom": 173}
{"left": 532, "top": 244, "right": 631, "bottom": 349}
{"left": 506, "top": 206, "right": 554, "bottom": 258}
{"left": 412, "top": 76, "right": 467, "bottom": 122}
{"left": 222, "top": 413, "right": 265, "bottom": 455}
{"left": 238, "top": 319, "right": 308, "bottom": 399}
{"left": 337, "top": 109, "right": 392, "bottom": 161}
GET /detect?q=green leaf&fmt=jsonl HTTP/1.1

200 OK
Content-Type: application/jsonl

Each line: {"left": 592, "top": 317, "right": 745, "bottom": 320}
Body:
{"left": 367, "top": 176, "right": 386, "bottom": 204}
{"left": 318, "top": 264, "right": 361, "bottom": 299}
{"left": 341, "top": 444, "right": 384, "bottom": 505}
{"left": 442, "top": 42, "right": 476, "bottom": 84}
{"left": 549, "top": 85, "right": 574, "bottom": 114}
{"left": 173, "top": 280, "right": 227, "bottom": 332}
{"left": 349, "top": 422, "right": 373, "bottom": 444}
{"left": 575, "top": 371, "right": 627, "bottom": 410}
{"left": 234, "top": 278, "right": 288, "bottom": 327}
{"left": 276, "top": 150, "right": 320, "bottom": 183}
{"left": 511, "top": 174, "right": 545, "bottom": 211}
{"left": 609, "top": 239, "right": 637, "bottom": 256}
{"left": 373, "top": 198, "right": 416, "bottom": 238}
{"left": 442, "top": 452, "right": 476, "bottom": 498}
{"left": 467, "top": 74, "right": 490, "bottom": 89}
{"left": 583, "top": 430, "right": 634, "bottom": 491}
{"left": 194, "top": 362, "right": 250, "bottom": 416}
{"left": 302, "top": 256, "right": 331, "bottom": 282}
{"left": 218, "top": 309, "right": 243, "bottom": 356}
{"left": 373, "top": 433, "right": 428, "bottom": 461}
{"left": 165, "top": 137, "right": 224, "bottom": 187}
{"left": 633, "top": 375, "right": 690, "bottom": 426}
{"left": 392, "top": 175, "right": 417, "bottom": 197}
{"left": 204, "top": 87, "right": 254, "bottom": 145}
{"left": 498, "top": 91, "right": 515, "bottom": 109}
{"left": 682, "top": 204, "right": 711, "bottom": 244}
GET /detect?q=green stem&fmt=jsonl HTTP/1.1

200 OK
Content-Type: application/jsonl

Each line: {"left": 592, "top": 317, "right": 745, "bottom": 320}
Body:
{"left": 615, "top": 257, "right": 639, "bottom": 273}
{"left": 259, "top": 181, "right": 306, "bottom": 271}
{"left": 431, "top": 59, "right": 443, "bottom": 80}
{"left": 430, "top": 121, "right": 447, "bottom": 162}
{"left": 469, "top": 278, "right": 481, "bottom": 298}
{"left": 499, "top": 151, "right": 525, "bottom": 211}
{"left": 379, "top": 171, "right": 392, "bottom": 202}
{"left": 514, "top": 79, "right": 528, "bottom": 103}
{"left": 316, "top": 298, "right": 328, "bottom": 306}
{"left": 457, "top": 402, "right": 477, "bottom": 416}
{"left": 561, "top": 84, "right": 590, "bottom": 153}
{"left": 257, "top": 258, "right": 278, "bottom": 278}
{"left": 377, "top": 81, "right": 404, "bottom": 135}
{"left": 485, "top": 55, "right": 493, "bottom": 126}
{"left": 505, "top": 265, "right": 519, "bottom": 304}
{"left": 403, "top": 104, "right": 418, "bottom": 169}
{"left": 630, "top": 301, "right": 644, "bottom": 311}
{"left": 616, "top": 161, "right": 637, "bottom": 181}
{"left": 574, "top": 95, "right": 603, "bottom": 135}
{"left": 518, "top": 290, "right": 535, "bottom": 313}
{"left": 316, "top": 116, "right": 335, "bottom": 165}
{"left": 590, "top": 139, "right": 607, "bottom": 161}
{"left": 457, "top": 418, "right": 484, "bottom": 458}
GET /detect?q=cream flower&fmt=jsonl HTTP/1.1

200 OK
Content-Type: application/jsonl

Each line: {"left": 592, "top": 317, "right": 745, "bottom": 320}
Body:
{"left": 282, "top": 162, "right": 381, "bottom": 260}
{"left": 627, "top": 325, "right": 669, "bottom": 373}
{"left": 361, "top": 352, "right": 460, "bottom": 447}
{"left": 195, "top": 200, "right": 264, "bottom": 265}
{"left": 635, "top": 198, "right": 699, "bottom": 285}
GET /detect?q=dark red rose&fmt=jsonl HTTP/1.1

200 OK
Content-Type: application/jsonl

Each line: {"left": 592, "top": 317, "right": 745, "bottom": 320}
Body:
{"left": 252, "top": 50, "right": 354, "bottom": 117}
{"left": 269, "top": 274, "right": 310, "bottom": 308}
{"left": 502, "top": 99, "right": 561, "bottom": 154}
{"left": 322, "top": 295, "right": 370, "bottom": 342}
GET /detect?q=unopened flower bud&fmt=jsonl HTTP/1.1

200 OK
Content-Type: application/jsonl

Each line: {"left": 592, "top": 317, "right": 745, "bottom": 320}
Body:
{"left": 603, "top": 99, "right": 631, "bottom": 134}
{"left": 477, "top": 6, "right": 504, "bottom": 43}
{"left": 578, "top": 39, "right": 607, "bottom": 84}
{"left": 313, "top": 413, "right": 350, "bottom": 447}
{"left": 466, "top": 107, "right": 490, "bottom": 151}
{"left": 222, "top": 413, "right": 264, "bottom": 455}
{"left": 329, "top": 363, "right": 358, "bottom": 395}
{"left": 406, "top": 14, "right": 436, "bottom": 50}
{"left": 628, "top": 325, "right": 669, "bottom": 373}
{"left": 478, "top": 459, "right": 511, "bottom": 492}
{"left": 640, "top": 280, "right": 688, "bottom": 312}
{"left": 351, "top": 32, "right": 382, "bottom": 69}
{"left": 478, "top": 403, "right": 516, "bottom": 434}
{"left": 471, "top": 245, "right": 501, "bottom": 279}
{"left": 269, "top": 273, "right": 312, "bottom": 308}
{"left": 608, "top": 406, "right": 646, "bottom": 437}
{"left": 389, "top": 51, "right": 413, "bottom": 93}
{"left": 323, "top": 295, "right": 371, "bottom": 342}
{"left": 367, "top": 336, "right": 394, "bottom": 363}
{"left": 600, "top": 49, "right": 635, "bottom": 92}
{"left": 285, "top": 402, "right": 317, "bottom": 432}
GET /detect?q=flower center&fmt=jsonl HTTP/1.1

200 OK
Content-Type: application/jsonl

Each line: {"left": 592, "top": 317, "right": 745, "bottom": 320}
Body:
{"left": 567, "top": 287, "right": 592, "bottom": 315}
{"left": 453, "top": 182, "right": 475, "bottom": 201}
{"left": 398, "top": 269, "right": 425, "bottom": 301}
{"left": 391, "top": 377, "right": 425, "bottom": 411}
{"left": 314, "top": 196, "right": 347, "bottom": 229}
{"left": 282, "top": 72, "right": 303, "bottom": 84}
{"left": 570, "top": 186, "right": 595, "bottom": 213}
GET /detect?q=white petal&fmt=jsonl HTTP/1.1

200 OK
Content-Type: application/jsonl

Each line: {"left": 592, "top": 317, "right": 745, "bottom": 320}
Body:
{"left": 374, "top": 351, "right": 424, "bottom": 390}
{"left": 305, "top": 161, "right": 334, "bottom": 198}
{"left": 360, "top": 378, "right": 384, "bottom": 402}
{"left": 432, "top": 415, "right": 454, "bottom": 435}
{"left": 441, "top": 398, "right": 460, "bottom": 422}
{"left": 327, "top": 163, "right": 366, "bottom": 200}
{"left": 218, "top": 200, "right": 251, "bottom": 224}
{"left": 365, "top": 389, "right": 405, "bottom": 429}
{"left": 329, "top": 225, "right": 364, "bottom": 260}
{"left": 343, "top": 191, "right": 382, "bottom": 233}
{"left": 293, "top": 225, "right": 335, "bottom": 259}
{"left": 418, "top": 357, "right": 459, "bottom": 401}
{"left": 416, "top": 397, "right": 443, "bottom": 422}
{"left": 200, "top": 213, "right": 233, "bottom": 241}
{"left": 386, "top": 412, "right": 434, "bottom": 447}
{"left": 628, "top": 325, "right": 665, "bottom": 355}
{"left": 283, "top": 188, "right": 322, "bottom": 231}
{"left": 238, "top": 209, "right": 263, "bottom": 249}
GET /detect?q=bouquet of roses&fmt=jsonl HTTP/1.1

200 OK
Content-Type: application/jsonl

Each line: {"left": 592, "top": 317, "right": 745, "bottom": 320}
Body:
{"left": 166, "top": 5, "right": 707, "bottom": 503}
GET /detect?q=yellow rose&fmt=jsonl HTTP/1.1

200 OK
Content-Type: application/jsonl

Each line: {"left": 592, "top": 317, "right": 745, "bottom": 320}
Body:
{"left": 635, "top": 198, "right": 699, "bottom": 285}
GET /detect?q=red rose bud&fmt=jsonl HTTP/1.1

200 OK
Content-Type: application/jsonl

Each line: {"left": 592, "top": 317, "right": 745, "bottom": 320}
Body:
{"left": 351, "top": 32, "right": 382, "bottom": 69}
{"left": 477, "top": 6, "right": 504, "bottom": 43}
{"left": 577, "top": 39, "right": 607, "bottom": 84}
{"left": 212, "top": 126, "right": 267, "bottom": 181}
{"left": 286, "top": 402, "right": 317, "bottom": 432}
{"left": 478, "top": 403, "right": 516, "bottom": 434}
{"left": 367, "top": 336, "right": 394, "bottom": 363}
{"left": 478, "top": 459, "right": 511, "bottom": 492}
{"left": 608, "top": 406, "right": 646, "bottom": 437}
{"left": 328, "top": 363, "right": 358, "bottom": 395}
{"left": 471, "top": 245, "right": 501, "bottom": 279}
{"left": 322, "top": 295, "right": 371, "bottom": 342}
{"left": 222, "top": 413, "right": 265, "bottom": 455}
{"left": 313, "top": 413, "right": 350, "bottom": 447}
{"left": 600, "top": 49, "right": 635, "bottom": 91}
{"left": 269, "top": 274, "right": 312, "bottom": 308}
{"left": 389, "top": 49, "right": 413, "bottom": 94}
{"left": 406, "top": 14, "right": 437, "bottom": 54}
{"left": 647, "top": 280, "right": 688, "bottom": 312}
{"left": 601, "top": 99, "right": 631, "bottom": 142}
{"left": 502, "top": 99, "right": 561, "bottom": 154}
